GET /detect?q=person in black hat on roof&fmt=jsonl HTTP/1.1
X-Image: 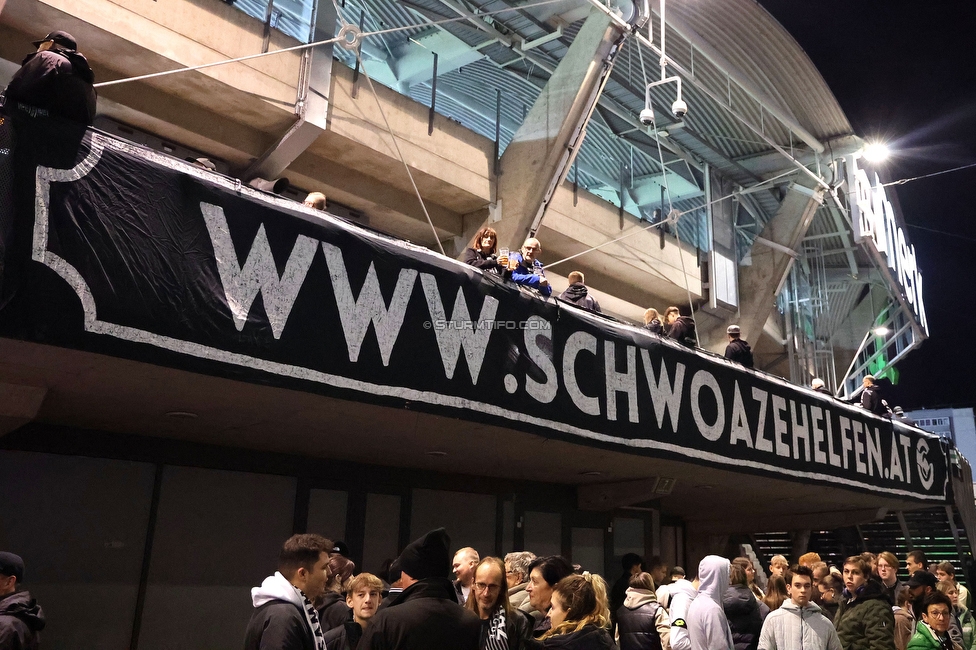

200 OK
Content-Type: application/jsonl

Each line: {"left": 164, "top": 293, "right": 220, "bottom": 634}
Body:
{"left": 358, "top": 528, "right": 480, "bottom": 650}
{"left": 0, "top": 552, "right": 46, "bottom": 650}
{"left": 1, "top": 30, "right": 97, "bottom": 124}
{"left": 724, "top": 325, "right": 754, "bottom": 369}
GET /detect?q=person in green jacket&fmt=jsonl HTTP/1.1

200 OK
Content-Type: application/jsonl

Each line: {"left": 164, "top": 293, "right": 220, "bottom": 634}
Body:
{"left": 907, "top": 591, "right": 956, "bottom": 650}
{"left": 834, "top": 556, "right": 896, "bottom": 650}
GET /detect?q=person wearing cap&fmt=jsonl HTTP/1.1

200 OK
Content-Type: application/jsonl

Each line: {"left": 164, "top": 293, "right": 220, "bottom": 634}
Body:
{"left": 358, "top": 528, "right": 480, "bottom": 650}
{"left": 908, "top": 570, "right": 941, "bottom": 619}
{"left": 724, "top": 325, "right": 754, "bottom": 368}
{"left": 891, "top": 407, "right": 917, "bottom": 426}
{"left": 0, "top": 552, "right": 45, "bottom": 650}
{"left": 1, "top": 30, "right": 96, "bottom": 125}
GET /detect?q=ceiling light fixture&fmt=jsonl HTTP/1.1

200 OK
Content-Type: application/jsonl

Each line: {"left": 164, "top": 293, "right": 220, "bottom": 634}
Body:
{"left": 424, "top": 450, "right": 447, "bottom": 457}
{"left": 165, "top": 411, "right": 198, "bottom": 419}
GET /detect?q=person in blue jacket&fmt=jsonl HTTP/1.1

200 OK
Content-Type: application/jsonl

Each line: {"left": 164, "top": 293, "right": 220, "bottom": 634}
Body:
{"left": 510, "top": 238, "right": 552, "bottom": 297}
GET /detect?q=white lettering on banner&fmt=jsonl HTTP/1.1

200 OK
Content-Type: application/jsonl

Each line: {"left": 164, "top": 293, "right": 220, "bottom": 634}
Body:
{"left": 201, "top": 203, "right": 317, "bottom": 339}
{"left": 847, "top": 157, "right": 928, "bottom": 333}
{"left": 729, "top": 382, "right": 753, "bottom": 448}
{"left": 639, "top": 350, "right": 684, "bottom": 433}
{"left": 31, "top": 133, "right": 947, "bottom": 503}
{"left": 605, "top": 342, "right": 638, "bottom": 423}
{"left": 321, "top": 242, "right": 417, "bottom": 366}
{"left": 419, "top": 273, "right": 498, "bottom": 384}
{"left": 690, "top": 370, "right": 724, "bottom": 442}
{"left": 790, "top": 401, "right": 811, "bottom": 462}
{"left": 563, "top": 331, "right": 600, "bottom": 415}
{"left": 524, "top": 316, "right": 558, "bottom": 404}
{"left": 752, "top": 388, "right": 772, "bottom": 453}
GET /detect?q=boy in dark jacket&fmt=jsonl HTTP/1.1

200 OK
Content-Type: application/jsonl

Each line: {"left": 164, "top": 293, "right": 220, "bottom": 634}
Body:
{"left": 833, "top": 556, "right": 896, "bottom": 650}
{"left": 325, "top": 573, "right": 383, "bottom": 650}
{"left": 558, "top": 271, "right": 602, "bottom": 312}
{"left": 724, "top": 325, "right": 754, "bottom": 368}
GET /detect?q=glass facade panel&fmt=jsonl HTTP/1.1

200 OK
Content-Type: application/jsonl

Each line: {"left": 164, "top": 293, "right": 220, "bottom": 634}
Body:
{"left": 524, "top": 511, "right": 562, "bottom": 558}
{"left": 411, "top": 489, "right": 497, "bottom": 558}
{"left": 307, "top": 488, "right": 348, "bottom": 543}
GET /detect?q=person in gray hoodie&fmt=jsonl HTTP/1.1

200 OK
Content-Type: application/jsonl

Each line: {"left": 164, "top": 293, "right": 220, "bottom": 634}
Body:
{"left": 667, "top": 577, "right": 698, "bottom": 650}
{"left": 688, "top": 556, "right": 735, "bottom": 650}
{"left": 758, "top": 565, "right": 841, "bottom": 650}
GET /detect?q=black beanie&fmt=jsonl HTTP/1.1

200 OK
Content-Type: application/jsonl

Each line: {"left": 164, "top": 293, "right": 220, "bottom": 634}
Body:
{"left": 398, "top": 528, "right": 450, "bottom": 581}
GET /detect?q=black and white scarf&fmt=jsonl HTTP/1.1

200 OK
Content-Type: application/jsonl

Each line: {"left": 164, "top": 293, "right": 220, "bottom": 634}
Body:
{"left": 294, "top": 586, "right": 326, "bottom": 650}
{"left": 485, "top": 605, "right": 509, "bottom": 650}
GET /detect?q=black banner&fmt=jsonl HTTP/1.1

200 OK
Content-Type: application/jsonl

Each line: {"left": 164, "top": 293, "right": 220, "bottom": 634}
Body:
{"left": 0, "top": 117, "right": 950, "bottom": 501}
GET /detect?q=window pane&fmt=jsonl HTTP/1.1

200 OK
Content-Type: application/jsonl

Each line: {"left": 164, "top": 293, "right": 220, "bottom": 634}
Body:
{"left": 411, "top": 489, "right": 496, "bottom": 558}
{"left": 307, "top": 488, "right": 348, "bottom": 543}
{"left": 524, "top": 511, "right": 561, "bottom": 558}
{"left": 362, "top": 493, "right": 400, "bottom": 575}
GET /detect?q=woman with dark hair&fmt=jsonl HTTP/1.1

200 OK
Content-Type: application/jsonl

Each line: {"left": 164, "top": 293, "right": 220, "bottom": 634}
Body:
{"left": 317, "top": 554, "right": 356, "bottom": 631}
{"left": 524, "top": 556, "right": 575, "bottom": 637}
{"left": 529, "top": 573, "right": 615, "bottom": 649}
{"left": 463, "top": 227, "right": 505, "bottom": 273}
{"left": 615, "top": 572, "right": 670, "bottom": 650}
{"left": 724, "top": 560, "right": 764, "bottom": 650}
{"left": 761, "top": 577, "right": 789, "bottom": 613}
{"left": 466, "top": 557, "right": 533, "bottom": 650}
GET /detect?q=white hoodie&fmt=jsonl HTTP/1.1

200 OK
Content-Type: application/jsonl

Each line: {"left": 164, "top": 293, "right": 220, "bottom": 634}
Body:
{"left": 757, "top": 599, "right": 841, "bottom": 650}
{"left": 668, "top": 579, "right": 698, "bottom": 650}
{"left": 252, "top": 571, "right": 305, "bottom": 609}
{"left": 687, "top": 556, "right": 735, "bottom": 650}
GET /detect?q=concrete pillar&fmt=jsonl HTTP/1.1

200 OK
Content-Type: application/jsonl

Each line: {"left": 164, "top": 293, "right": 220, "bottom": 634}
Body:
{"left": 485, "top": 9, "right": 627, "bottom": 252}
{"left": 721, "top": 182, "right": 824, "bottom": 358}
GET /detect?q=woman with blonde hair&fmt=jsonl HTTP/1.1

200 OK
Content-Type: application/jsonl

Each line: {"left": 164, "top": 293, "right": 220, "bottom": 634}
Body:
{"left": 535, "top": 572, "right": 614, "bottom": 649}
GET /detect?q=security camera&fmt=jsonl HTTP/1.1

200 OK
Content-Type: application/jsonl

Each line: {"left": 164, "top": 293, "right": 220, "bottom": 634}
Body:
{"left": 671, "top": 99, "right": 688, "bottom": 119}
{"left": 639, "top": 108, "right": 655, "bottom": 126}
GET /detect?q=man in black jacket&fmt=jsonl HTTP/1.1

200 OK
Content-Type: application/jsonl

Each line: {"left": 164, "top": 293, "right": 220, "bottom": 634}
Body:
{"left": 558, "top": 271, "right": 602, "bottom": 312}
{"left": 724, "top": 325, "right": 754, "bottom": 368}
{"left": 359, "top": 528, "right": 480, "bottom": 650}
{"left": 860, "top": 375, "right": 888, "bottom": 416}
{"left": 325, "top": 573, "right": 383, "bottom": 650}
{"left": 245, "top": 534, "right": 334, "bottom": 650}
{"left": 0, "top": 552, "right": 45, "bottom": 650}
{"left": 1, "top": 31, "right": 96, "bottom": 124}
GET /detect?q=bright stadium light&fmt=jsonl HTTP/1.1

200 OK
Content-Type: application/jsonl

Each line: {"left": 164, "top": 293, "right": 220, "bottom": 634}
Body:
{"left": 863, "top": 142, "right": 890, "bottom": 163}
{"left": 873, "top": 326, "right": 890, "bottom": 336}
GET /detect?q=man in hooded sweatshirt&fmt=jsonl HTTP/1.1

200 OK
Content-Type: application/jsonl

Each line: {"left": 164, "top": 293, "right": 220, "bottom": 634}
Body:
{"left": 758, "top": 565, "right": 841, "bottom": 650}
{"left": 688, "top": 555, "right": 735, "bottom": 650}
{"left": 358, "top": 528, "right": 480, "bottom": 650}
{"left": 245, "top": 534, "right": 334, "bottom": 650}
{"left": 558, "top": 271, "right": 602, "bottom": 312}
{"left": 0, "top": 552, "right": 45, "bottom": 650}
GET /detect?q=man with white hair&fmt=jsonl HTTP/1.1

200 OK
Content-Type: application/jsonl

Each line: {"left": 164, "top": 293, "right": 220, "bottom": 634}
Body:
{"left": 811, "top": 379, "right": 832, "bottom": 396}
{"left": 510, "top": 238, "right": 552, "bottom": 296}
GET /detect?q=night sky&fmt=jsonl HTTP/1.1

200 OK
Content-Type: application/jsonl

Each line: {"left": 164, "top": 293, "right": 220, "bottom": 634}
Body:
{"left": 760, "top": 0, "right": 976, "bottom": 410}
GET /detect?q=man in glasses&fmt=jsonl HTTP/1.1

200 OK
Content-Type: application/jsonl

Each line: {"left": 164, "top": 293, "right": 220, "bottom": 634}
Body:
{"left": 908, "top": 592, "right": 955, "bottom": 650}
{"left": 466, "top": 557, "right": 532, "bottom": 650}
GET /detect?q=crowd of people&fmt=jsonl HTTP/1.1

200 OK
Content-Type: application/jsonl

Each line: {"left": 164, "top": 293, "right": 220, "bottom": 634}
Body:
{"left": 242, "top": 530, "right": 975, "bottom": 650}
{"left": 1, "top": 526, "right": 972, "bottom": 650}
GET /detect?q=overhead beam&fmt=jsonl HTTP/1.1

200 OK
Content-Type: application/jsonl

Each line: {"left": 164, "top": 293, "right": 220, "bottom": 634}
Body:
{"left": 488, "top": 9, "right": 628, "bottom": 249}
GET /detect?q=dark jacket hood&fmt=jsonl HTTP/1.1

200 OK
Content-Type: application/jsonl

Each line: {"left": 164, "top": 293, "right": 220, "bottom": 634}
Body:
{"left": 542, "top": 624, "right": 616, "bottom": 649}
{"left": 843, "top": 577, "right": 890, "bottom": 605}
{"left": 0, "top": 591, "right": 46, "bottom": 632}
{"left": 723, "top": 584, "right": 758, "bottom": 615}
{"left": 387, "top": 576, "right": 459, "bottom": 608}
{"left": 20, "top": 48, "right": 94, "bottom": 83}
{"left": 561, "top": 283, "right": 589, "bottom": 302}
